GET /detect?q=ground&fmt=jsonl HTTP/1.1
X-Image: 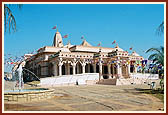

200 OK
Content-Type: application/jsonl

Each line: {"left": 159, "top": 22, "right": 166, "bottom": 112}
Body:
{"left": 4, "top": 81, "right": 164, "bottom": 111}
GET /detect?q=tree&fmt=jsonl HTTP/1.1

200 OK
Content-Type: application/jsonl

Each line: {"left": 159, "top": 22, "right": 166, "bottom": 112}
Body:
{"left": 4, "top": 4, "right": 23, "bottom": 33}
{"left": 156, "top": 21, "right": 164, "bottom": 36}
{"left": 146, "top": 46, "right": 164, "bottom": 66}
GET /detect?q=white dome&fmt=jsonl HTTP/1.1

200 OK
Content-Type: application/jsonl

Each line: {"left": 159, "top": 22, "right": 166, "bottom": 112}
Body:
{"left": 131, "top": 51, "right": 140, "bottom": 56}
{"left": 80, "top": 40, "right": 92, "bottom": 47}
{"left": 114, "top": 45, "right": 124, "bottom": 51}
{"left": 53, "top": 31, "right": 64, "bottom": 47}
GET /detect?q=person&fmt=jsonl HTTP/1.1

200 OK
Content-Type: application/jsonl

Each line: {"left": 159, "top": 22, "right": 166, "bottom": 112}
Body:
{"left": 76, "top": 80, "right": 78, "bottom": 85}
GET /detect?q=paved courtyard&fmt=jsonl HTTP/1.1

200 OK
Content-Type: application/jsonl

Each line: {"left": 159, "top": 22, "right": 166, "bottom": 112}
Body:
{"left": 4, "top": 83, "right": 164, "bottom": 111}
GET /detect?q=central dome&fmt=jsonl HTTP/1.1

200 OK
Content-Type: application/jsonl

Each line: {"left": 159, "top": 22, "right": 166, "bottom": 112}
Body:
{"left": 53, "top": 31, "right": 64, "bottom": 47}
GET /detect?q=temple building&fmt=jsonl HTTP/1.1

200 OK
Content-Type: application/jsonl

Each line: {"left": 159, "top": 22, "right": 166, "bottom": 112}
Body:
{"left": 24, "top": 31, "right": 144, "bottom": 81}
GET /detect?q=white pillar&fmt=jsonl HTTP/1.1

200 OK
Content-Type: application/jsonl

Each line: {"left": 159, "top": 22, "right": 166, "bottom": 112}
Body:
{"left": 134, "top": 66, "right": 137, "bottom": 73}
{"left": 71, "top": 59, "right": 76, "bottom": 75}
{"left": 73, "top": 64, "right": 76, "bottom": 75}
{"left": 112, "top": 64, "right": 115, "bottom": 78}
{"left": 59, "top": 64, "right": 62, "bottom": 76}
{"left": 108, "top": 64, "right": 111, "bottom": 78}
{"left": 67, "top": 63, "right": 70, "bottom": 75}
{"left": 117, "top": 57, "right": 122, "bottom": 78}
{"left": 99, "top": 58, "right": 103, "bottom": 80}
{"left": 117, "top": 63, "right": 122, "bottom": 78}
{"left": 58, "top": 58, "right": 63, "bottom": 76}
{"left": 82, "top": 63, "right": 86, "bottom": 74}
{"left": 44, "top": 55, "right": 48, "bottom": 61}
{"left": 128, "top": 63, "right": 130, "bottom": 75}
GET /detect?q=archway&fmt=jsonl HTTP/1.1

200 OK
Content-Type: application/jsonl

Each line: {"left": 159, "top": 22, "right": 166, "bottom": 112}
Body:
{"left": 62, "top": 64, "right": 66, "bottom": 75}
{"left": 76, "top": 62, "right": 82, "bottom": 74}
{"left": 130, "top": 65, "right": 134, "bottom": 73}
{"left": 48, "top": 63, "right": 54, "bottom": 76}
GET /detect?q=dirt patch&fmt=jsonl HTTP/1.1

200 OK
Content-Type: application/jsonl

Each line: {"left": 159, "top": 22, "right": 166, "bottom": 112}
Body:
{"left": 4, "top": 104, "right": 32, "bottom": 111}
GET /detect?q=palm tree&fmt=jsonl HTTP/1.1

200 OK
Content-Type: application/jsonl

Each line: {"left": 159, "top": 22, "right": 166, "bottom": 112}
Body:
{"left": 146, "top": 46, "right": 164, "bottom": 66}
{"left": 4, "top": 4, "right": 22, "bottom": 33}
{"left": 146, "top": 46, "right": 164, "bottom": 90}
{"left": 156, "top": 21, "right": 164, "bottom": 35}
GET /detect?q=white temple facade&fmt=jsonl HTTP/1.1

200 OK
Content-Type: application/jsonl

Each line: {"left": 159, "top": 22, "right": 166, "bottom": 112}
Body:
{"left": 25, "top": 31, "right": 144, "bottom": 81}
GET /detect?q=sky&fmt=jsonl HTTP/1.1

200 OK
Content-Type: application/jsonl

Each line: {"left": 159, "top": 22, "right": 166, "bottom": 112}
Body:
{"left": 4, "top": 3, "right": 164, "bottom": 72}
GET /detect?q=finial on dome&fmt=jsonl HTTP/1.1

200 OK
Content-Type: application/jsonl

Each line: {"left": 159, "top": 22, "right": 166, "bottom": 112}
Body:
{"left": 115, "top": 43, "right": 119, "bottom": 48}
{"left": 67, "top": 40, "right": 71, "bottom": 45}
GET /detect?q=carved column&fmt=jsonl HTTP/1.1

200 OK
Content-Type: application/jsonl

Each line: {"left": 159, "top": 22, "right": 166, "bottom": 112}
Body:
{"left": 117, "top": 57, "right": 122, "bottom": 78}
{"left": 58, "top": 58, "right": 63, "bottom": 76}
{"left": 73, "top": 64, "right": 76, "bottom": 75}
{"left": 82, "top": 63, "right": 86, "bottom": 74}
{"left": 67, "top": 63, "right": 70, "bottom": 75}
{"left": 134, "top": 66, "right": 137, "bottom": 73}
{"left": 128, "top": 62, "right": 130, "bottom": 75}
{"left": 71, "top": 59, "right": 76, "bottom": 75}
{"left": 112, "top": 64, "right": 115, "bottom": 78}
{"left": 99, "top": 58, "right": 103, "bottom": 80}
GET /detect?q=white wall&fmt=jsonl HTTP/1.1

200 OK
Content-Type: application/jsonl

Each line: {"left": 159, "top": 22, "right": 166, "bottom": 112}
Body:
{"left": 130, "top": 73, "right": 159, "bottom": 80}
{"left": 39, "top": 73, "right": 99, "bottom": 86}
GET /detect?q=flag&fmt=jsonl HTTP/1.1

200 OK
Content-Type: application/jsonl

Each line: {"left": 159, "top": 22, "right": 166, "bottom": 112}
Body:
{"left": 81, "top": 35, "right": 84, "bottom": 39}
{"left": 112, "top": 40, "right": 116, "bottom": 44}
{"left": 63, "top": 35, "right": 68, "bottom": 38}
{"left": 52, "top": 26, "right": 56, "bottom": 29}
{"left": 129, "top": 47, "right": 133, "bottom": 50}
{"left": 97, "top": 42, "right": 101, "bottom": 46}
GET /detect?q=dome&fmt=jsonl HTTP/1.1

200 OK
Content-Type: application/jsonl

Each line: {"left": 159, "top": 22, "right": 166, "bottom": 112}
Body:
{"left": 80, "top": 40, "right": 92, "bottom": 47}
{"left": 52, "top": 31, "right": 64, "bottom": 47}
{"left": 131, "top": 51, "right": 140, "bottom": 56}
{"left": 114, "top": 44, "right": 124, "bottom": 51}
{"left": 64, "top": 41, "right": 74, "bottom": 48}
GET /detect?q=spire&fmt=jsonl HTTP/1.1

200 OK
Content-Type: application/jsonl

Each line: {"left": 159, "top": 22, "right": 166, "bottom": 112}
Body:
{"left": 57, "top": 26, "right": 58, "bottom": 32}
{"left": 52, "top": 31, "right": 64, "bottom": 47}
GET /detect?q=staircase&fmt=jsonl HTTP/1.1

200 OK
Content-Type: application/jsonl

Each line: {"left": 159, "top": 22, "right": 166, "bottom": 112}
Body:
{"left": 96, "top": 78, "right": 117, "bottom": 85}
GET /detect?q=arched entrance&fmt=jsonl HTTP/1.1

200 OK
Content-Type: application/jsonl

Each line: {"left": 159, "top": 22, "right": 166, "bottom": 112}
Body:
{"left": 76, "top": 62, "right": 82, "bottom": 74}
{"left": 62, "top": 64, "right": 66, "bottom": 75}
{"left": 85, "top": 64, "right": 93, "bottom": 73}
{"left": 48, "top": 63, "right": 54, "bottom": 76}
